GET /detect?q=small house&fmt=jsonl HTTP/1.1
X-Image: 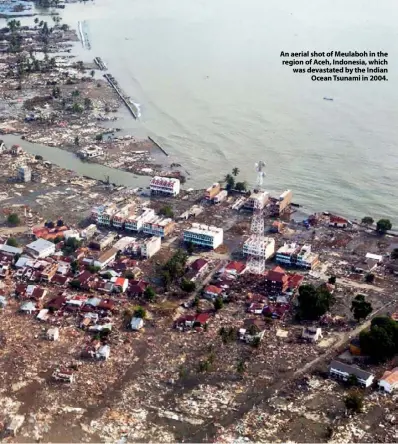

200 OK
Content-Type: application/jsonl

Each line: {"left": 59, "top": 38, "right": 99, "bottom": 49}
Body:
{"left": 329, "top": 216, "right": 350, "bottom": 228}
{"left": 301, "top": 326, "right": 323, "bottom": 343}
{"left": 47, "top": 327, "right": 59, "bottom": 341}
{"left": 111, "top": 276, "right": 129, "bottom": 293}
{"left": 379, "top": 368, "right": 398, "bottom": 393}
{"left": 328, "top": 360, "right": 374, "bottom": 387}
{"left": 96, "top": 344, "right": 110, "bottom": 360}
{"left": 247, "top": 303, "right": 266, "bottom": 315}
{"left": 203, "top": 285, "right": 223, "bottom": 301}
{"left": 239, "top": 319, "right": 266, "bottom": 344}
{"left": 19, "top": 301, "right": 37, "bottom": 315}
{"left": 130, "top": 317, "right": 144, "bottom": 331}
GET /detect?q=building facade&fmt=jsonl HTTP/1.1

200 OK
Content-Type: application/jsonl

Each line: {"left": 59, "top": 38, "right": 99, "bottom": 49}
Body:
{"left": 276, "top": 243, "right": 319, "bottom": 269}
{"left": 125, "top": 208, "right": 155, "bottom": 232}
{"left": 18, "top": 165, "right": 31, "bottom": 182}
{"left": 243, "top": 236, "right": 275, "bottom": 259}
{"left": 204, "top": 183, "right": 221, "bottom": 201}
{"left": 150, "top": 176, "right": 180, "bottom": 196}
{"left": 140, "top": 236, "right": 161, "bottom": 258}
{"left": 142, "top": 217, "right": 175, "bottom": 238}
{"left": 243, "top": 190, "right": 269, "bottom": 211}
{"left": 25, "top": 239, "right": 55, "bottom": 258}
{"left": 183, "top": 223, "right": 223, "bottom": 249}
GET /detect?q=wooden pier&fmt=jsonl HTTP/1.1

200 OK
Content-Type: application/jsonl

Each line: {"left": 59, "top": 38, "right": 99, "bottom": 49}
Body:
{"left": 103, "top": 73, "right": 138, "bottom": 119}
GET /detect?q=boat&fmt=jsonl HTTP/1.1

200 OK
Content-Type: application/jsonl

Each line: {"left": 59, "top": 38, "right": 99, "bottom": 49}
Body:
{"left": 323, "top": 97, "right": 333, "bottom": 101}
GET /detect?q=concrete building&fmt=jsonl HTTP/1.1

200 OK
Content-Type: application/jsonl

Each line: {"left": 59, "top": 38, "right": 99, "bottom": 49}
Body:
{"left": 63, "top": 230, "right": 81, "bottom": 241}
{"left": 91, "top": 203, "right": 118, "bottom": 226}
{"left": 214, "top": 190, "right": 228, "bottom": 204}
{"left": 78, "top": 145, "right": 104, "bottom": 158}
{"left": 113, "top": 236, "right": 137, "bottom": 252}
{"left": 329, "top": 360, "right": 374, "bottom": 388}
{"left": 112, "top": 203, "right": 136, "bottom": 229}
{"left": 17, "top": 165, "right": 31, "bottom": 182}
{"left": 243, "top": 236, "right": 275, "bottom": 259}
{"left": 41, "top": 263, "right": 58, "bottom": 282}
{"left": 25, "top": 238, "right": 55, "bottom": 258}
{"left": 183, "top": 223, "right": 223, "bottom": 249}
{"left": 125, "top": 208, "right": 155, "bottom": 232}
{"left": 90, "top": 232, "right": 117, "bottom": 250}
{"left": 143, "top": 216, "right": 175, "bottom": 238}
{"left": 379, "top": 368, "right": 398, "bottom": 393}
{"left": 141, "top": 236, "right": 161, "bottom": 258}
{"left": 276, "top": 243, "right": 319, "bottom": 269}
{"left": 80, "top": 224, "right": 97, "bottom": 239}
{"left": 150, "top": 176, "right": 180, "bottom": 196}
{"left": 94, "top": 247, "right": 118, "bottom": 269}
{"left": 243, "top": 190, "right": 269, "bottom": 211}
{"left": 204, "top": 183, "right": 221, "bottom": 201}
{"left": 270, "top": 190, "right": 292, "bottom": 216}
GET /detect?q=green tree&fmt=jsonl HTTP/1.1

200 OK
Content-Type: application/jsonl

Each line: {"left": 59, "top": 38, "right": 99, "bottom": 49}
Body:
{"left": 224, "top": 174, "right": 235, "bottom": 190}
{"left": 7, "top": 213, "right": 20, "bottom": 226}
{"left": 232, "top": 167, "right": 240, "bottom": 177}
{"left": 144, "top": 286, "right": 156, "bottom": 302}
{"left": 90, "top": 69, "right": 95, "bottom": 78}
{"left": 123, "top": 270, "right": 135, "bottom": 279}
{"left": 328, "top": 276, "right": 337, "bottom": 285}
{"left": 297, "top": 284, "right": 334, "bottom": 320}
{"left": 87, "top": 265, "right": 101, "bottom": 274}
{"left": 347, "top": 374, "right": 359, "bottom": 387}
{"left": 162, "top": 270, "right": 171, "bottom": 290}
{"left": 72, "top": 103, "right": 83, "bottom": 113}
{"left": 102, "top": 272, "right": 113, "bottom": 280}
{"left": 180, "top": 279, "right": 196, "bottom": 293}
{"left": 95, "top": 133, "right": 103, "bottom": 141}
{"left": 70, "top": 279, "right": 81, "bottom": 289}
{"left": 214, "top": 296, "right": 224, "bottom": 311}
{"left": 236, "top": 359, "right": 246, "bottom": 374}
{"left": 134, "top": 306, "right": 147, "bottom": 319}
{"left": 351, "top": 294, "right": 373, "bottom": 322}
{"left": 70, "top": 260, "right": 79, "bottom": 274}
{"left": 361, "top": 216, "right": 374, "bottom": 226}
{"left": 391, "top": 248, "right": 398, "bottom": 260}
{"left": 360, "top": 316, "right": 398, "bottom": 362}
{"left": 198, "top": 359, "right": 211, "bottom": 373}
{"left": 186, "top": 241, "right": 194, "bottom": 255}
{"left": 376, "top": 218, "right": 392, "bottom": 234}
{"left": 235, "top": 181, "right": 247, "bottom": 192}
{"left": 365, "top": 273, "right": 375, "bottom": 284}
{"left": 63, "top": 237, "right": 81, "bottom": 255}
{"left": 84, "top": 97, "right": 93, "bottom": 110}
{"left": 159, "top": 205, "right": 174, "bottom": 218}
{"left": 344, "top": 391, "right": 363, "bottom": 413}
{"left": 6, "top": 237, "right": 18, "bottom": 247}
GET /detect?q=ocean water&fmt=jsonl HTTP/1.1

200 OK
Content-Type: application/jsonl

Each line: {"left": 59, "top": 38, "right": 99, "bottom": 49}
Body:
{"left": 23, "top": 0, "right": 398, "bottom": 222}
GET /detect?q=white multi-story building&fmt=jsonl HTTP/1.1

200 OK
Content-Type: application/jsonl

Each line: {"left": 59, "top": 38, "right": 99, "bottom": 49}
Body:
{"left": 150, "top": 176, "right": 180, "bottom": 196}
{"left": 143, "top": 216, "right": 175, "bottom": 238}
{"left": 276, "top": 243, "right": 319, "bottom": 269}
{"left": 243, "top": 236, "right": 275, "bottom": 259}
{"left": 125, "top": 208, "right": 155, "bottom": 232}
{"left": 18, "top": 165, "right": 31, "bottom": 182}
{"left": 141, "top": 236, "right": 161, "bottom": 258}
{"left": 112, "top": 203, "right": 136, "bottom": 229}
{"left": 91, "top": 204, "right": 118, "bottom": 226}
{"left": 183, "top": 223, "right": 223, "bottom": 249}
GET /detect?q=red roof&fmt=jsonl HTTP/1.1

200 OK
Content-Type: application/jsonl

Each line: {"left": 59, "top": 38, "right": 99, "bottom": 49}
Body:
{"left": 287, "top": 274, "right": 304, "bottom": 289}
{"left": 272, "top": 266, "right": 285, "bottom": 274}
{"left": 204, "top": 285, "right": 222, "bottom": 295}
{"left": 330, "top": 215, "right": 348, "bottom": 223}
{"left": 195, "top": 313, "right": 210, "bottom": 324}
{"left": 115, "top": 277, "right": 127, "bottom": 287}
{"left": 265, "top": 268, "right": 287, "bottom": 283}
{"left": 225, "top": 261, "right": 246, "bottom": 274}
{"left": 190, "top": 258, "right": 208, "bottom": 272}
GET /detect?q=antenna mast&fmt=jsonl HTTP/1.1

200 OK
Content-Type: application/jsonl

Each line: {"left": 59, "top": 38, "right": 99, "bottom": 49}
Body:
{"left": 246, "top": 161, "right": 266, "bottom": 275}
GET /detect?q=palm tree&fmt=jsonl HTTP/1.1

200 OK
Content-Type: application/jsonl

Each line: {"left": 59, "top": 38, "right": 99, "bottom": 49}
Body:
{"left": 224, "top": 173, "right": 233, "bottom": 183}
{"left": 232, "top": 167, "right": 240, "bottom": 177}
{"left": 90, "top": 69, "right": 95, "bottom": 78}
{"left": 34, "top": 17, "right": 39, "bottom": 25}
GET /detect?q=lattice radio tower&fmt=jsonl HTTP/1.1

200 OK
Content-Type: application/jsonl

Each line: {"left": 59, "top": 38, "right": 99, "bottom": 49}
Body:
{"left": 246, "top": 161, "right": 266, "bottom": 275}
